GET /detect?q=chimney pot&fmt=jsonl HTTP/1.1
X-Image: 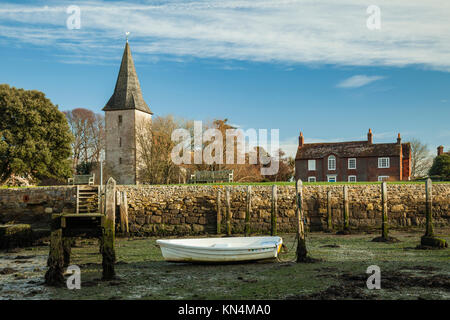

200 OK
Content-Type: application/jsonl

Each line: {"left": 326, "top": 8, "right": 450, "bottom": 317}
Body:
{"left": 299, "top": 131, "right": 304, "bottom": 147}
{"left": 367, "top": 129, "right": 373, "bottom": 144}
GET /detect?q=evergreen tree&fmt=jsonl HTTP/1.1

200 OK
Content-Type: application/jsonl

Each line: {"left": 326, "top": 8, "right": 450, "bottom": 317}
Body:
{"left": 429, "top": 153, "right": 450, "bottom": 180}
{"left": 0, "top": 84, "right": 73, "bottom": 184}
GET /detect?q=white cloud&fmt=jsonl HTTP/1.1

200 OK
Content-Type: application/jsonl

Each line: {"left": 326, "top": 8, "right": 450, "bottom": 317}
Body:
{"left": 0, "top": 0, "right": 449, "bottom": 70}
{"left": 336, "top": 75, "right": 385, "bottom": 88}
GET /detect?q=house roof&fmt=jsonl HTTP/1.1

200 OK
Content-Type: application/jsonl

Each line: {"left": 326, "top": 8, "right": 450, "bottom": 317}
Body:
{"left": 103, "top": 42, "right": 153, "bottom": 115}
{"left": 295, "top": 140, "right": 410, "bottom": 160}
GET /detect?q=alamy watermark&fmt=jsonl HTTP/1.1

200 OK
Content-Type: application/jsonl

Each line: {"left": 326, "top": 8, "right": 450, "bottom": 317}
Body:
{"left": 66, "top": 5, "right": 81, "bottom": 30}
{"left": 171, "top": 121, "right": 280, "bottom": 175}
{"left": 366, "top": 265, "right": 381, "bottom": 289}
{"left": 366, "top": 5, "right": 381, "bottom": 30}
{"left": 66, "top": 265, "right": 81, "bottom": 289}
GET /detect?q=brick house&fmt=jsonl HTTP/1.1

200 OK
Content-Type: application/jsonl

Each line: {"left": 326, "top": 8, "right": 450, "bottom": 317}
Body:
{"left": 437, "top": 145, "right": 449, "bottom": 156}
{"left": 295, "top": 129, "right": 411, "bottom": 182}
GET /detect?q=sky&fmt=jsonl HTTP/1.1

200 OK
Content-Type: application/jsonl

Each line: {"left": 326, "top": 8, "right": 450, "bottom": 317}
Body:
{"left": 0, "top": 0, "right": 449, "bottom": 158}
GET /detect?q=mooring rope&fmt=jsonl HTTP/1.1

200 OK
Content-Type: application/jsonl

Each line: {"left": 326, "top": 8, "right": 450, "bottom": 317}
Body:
{"left": 276, "top": 232, "right": 299, "bottom": 263}
{"left": 276, "top": 217, "right": 309, "bottom": 263}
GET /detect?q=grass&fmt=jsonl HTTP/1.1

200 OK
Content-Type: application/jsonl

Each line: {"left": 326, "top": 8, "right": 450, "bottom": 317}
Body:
{"left": 0, "top": 185, "right": 37, "bottom": 189}
{"left": 134, "top": 181, "right": 450, "bottom": 187}
{"left": 2, "top": 181, "right": 449, "bottom": 188}
{"left": 0, "top": 228, "right": 448, "bottom": 300}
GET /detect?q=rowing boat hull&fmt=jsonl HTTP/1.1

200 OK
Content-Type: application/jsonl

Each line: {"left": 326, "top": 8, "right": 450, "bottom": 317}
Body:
{"left": 156, "top": 236, "right": 283, "bottom": 263}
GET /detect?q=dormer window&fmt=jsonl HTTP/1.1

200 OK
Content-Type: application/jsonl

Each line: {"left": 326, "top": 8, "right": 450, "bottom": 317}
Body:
{"left": 328, "top": 155, "right": 336, "bottom": 171}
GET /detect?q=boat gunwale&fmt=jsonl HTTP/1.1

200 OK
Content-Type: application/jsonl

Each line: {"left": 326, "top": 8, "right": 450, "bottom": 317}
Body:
{"left": 156, "top": 236, "right": 282, "bottom": 252}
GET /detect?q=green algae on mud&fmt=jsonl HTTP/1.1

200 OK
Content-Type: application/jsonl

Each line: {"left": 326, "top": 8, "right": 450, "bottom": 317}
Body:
{"left": 0, "top": 228, "right": 449, "bottom": 300}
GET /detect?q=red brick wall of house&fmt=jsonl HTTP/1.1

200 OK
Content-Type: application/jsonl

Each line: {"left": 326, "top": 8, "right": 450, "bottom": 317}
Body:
{"left": 402, "top": 152, "right": 411, "bottom": 180}
{"left": 295, "top": 155, "right": 403, "bottom": 182}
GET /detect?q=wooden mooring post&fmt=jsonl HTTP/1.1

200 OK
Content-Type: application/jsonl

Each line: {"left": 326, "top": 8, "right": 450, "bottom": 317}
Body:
{"left": 295, "top": 179, "right": 308, "bottom": 262}
{"left": 226, "top": 186, "right": 232, "bottom": 236}
{"left": 216, "top": 189, "right": 222, "bottom": 234}
{"left": 342, "top": 185, "right": 350, "bottom": 233}
{"left": 381, "top": 182, "right": 388, "bottom": 239}
{"left": 425, "top": 178, "right": 434, "bottom": 238}
{"left": 326, "top": 190, "right": 333, "bottom": 232}
{"left": 62, "top": 237, "right": 73, "bottom": 267}
{"left": 420, "top": 178, "right": 448, "bottom": 248}
{"left": 44, "top": 218, "right": 65, "bottom": 286}
{"left": 119, "top": 191, "right": 129, "bottom": 234}
{"left": 245, "top": 186, "right": 251, "bottom": 236}
{"left": 372, "top": 182, "right": 399, "bottom": 242}
{"left": 271, "top": 185, "right": 277, "bottom": 236}
{"left": 102, "top": 177, "right": 116, "bottom": 280}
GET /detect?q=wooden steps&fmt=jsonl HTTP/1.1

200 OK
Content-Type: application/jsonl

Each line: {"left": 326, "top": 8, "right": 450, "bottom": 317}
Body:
{"left": 76, "top": 185, "right": 100, "bottom": 214}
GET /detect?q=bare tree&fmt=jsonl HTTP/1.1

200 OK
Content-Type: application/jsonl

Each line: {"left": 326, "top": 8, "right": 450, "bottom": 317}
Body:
{"left": 64, "top": 108, "right": 105, "bottom": 173}
{"left": 408, "top": 138, "right": 432, "bottom": 179}
{"left": 136, "top": 115, "right": 191, "bottom": 184}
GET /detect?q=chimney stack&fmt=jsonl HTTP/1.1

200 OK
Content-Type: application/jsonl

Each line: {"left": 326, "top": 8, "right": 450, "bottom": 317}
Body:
{"left": 367, "top": 128, "right": 373, "bottom": 144}
{"left": 299, "top": 131, "right": 304, "bottom": 147}
{"left": 437, "top": 145, "right": 444, "bottom": 156}
{"left": 397, "top": 133, "right": 401, "bottom": 144}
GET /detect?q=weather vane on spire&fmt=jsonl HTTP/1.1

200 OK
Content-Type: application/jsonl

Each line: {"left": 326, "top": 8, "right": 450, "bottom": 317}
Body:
{"left": 126, "top": 32, "right": 130, "bottom": 42}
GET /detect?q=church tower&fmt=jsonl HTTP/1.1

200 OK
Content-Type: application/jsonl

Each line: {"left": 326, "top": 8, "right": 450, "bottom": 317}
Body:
{"left": 103, "top": 40, "right": 153, "bottom": 185}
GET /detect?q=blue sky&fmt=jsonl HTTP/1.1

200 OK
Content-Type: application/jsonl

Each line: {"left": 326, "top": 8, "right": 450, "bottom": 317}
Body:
{"left": 1, "top": 0, "right": 449, "bottom": 157}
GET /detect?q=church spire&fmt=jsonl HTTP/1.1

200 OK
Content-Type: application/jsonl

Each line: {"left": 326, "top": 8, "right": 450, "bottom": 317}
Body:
{"left": 103, "top": 41, "right": 152, "bottom": 114}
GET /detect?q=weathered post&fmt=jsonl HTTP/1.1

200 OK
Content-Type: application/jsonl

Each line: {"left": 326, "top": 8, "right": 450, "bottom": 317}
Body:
{"left": 420, "top": 178, "right": 448, "bottom": 248}
{"left": 381, "top": 182, "right": 388, "bottom": 239}
{"left": 327, "top": 190, "right": 333, "bottom": 232}
{"left": 62, "top": 237, "right": 73, "bottom": 267}
{"left": 216, "top": 189, "right": 222, "bottom": 234}
{"left": 271, "top": 185, "right": 278, "bottom": 236}
{"left": 425, "top": 178, "right": 434, "bottom": 237}
{"left": 295, "top": 179, "right": 308, "bottom": 262}
{"left": 372, "top": 182, "right": 398, "bottom": 242}
{"left": 102, "top": 177, "right": 116, "bottom": 280}
{"left": 342, "top": 185, "right": 350, "bottom": 233}
{"left": 226, "top": 186, "right": 232, "bottom": 236}
{"left": 119, "top": 191, "right": 129, "bottom": 234}
{"left": 124, "top": 192, "right": 129, "bottom": 234}
{"left": 245, "top": 186, "right": 251, "bottom": 236}
{"left": 44, "top": 216, "right": 65, "bottom": 286}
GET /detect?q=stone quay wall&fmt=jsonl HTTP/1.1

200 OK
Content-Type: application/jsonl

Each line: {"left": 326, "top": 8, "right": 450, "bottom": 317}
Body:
{"left": 0, "top": 184, "right": 449, "bottom": 235}
{"left": 0, "top": 187, "right": 76, "bottom": 226}
{"left": 117, "top": 183, "right": 450, "bottom": 235}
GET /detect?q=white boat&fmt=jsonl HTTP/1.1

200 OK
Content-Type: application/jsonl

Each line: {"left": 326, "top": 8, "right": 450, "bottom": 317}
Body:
{"left": 156, "top": 236, "right": 283, "bottom": 263}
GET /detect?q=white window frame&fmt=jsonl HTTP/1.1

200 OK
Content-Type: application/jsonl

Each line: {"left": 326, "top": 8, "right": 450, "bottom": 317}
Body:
{"left": 378, "top": 176, "right": 389, "bottom": 182}
{"left": 378, "top": 157, "right": 390, "bottom": 168}
{"left": 327, "top": 175, "right": 337, "bottom": 182}
{"left": 328, "top": 155, "right": 336, "bottom": 171}
{"left": 308, "top": 176, "right": 316, "bottom": 182}
{"left": 308, "top": 159, "right": 316, "bottom": 171}
{"left": 348, "top": 158, "right": 356, "bottom": 170}
{"left": 348, "top": 175, "right": 357, "bottom": 182}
